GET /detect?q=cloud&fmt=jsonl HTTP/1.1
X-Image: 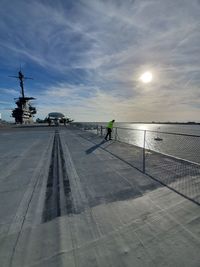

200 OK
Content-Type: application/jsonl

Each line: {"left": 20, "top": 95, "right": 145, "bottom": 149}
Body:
{"left": 0, "top": 88, "right": 19, "bottom": 95}
{"left": 34, "top": 77, "right": 200, "bottom": 122}
{"left": 0, "top": 0, "right": 200, "bottom": 121}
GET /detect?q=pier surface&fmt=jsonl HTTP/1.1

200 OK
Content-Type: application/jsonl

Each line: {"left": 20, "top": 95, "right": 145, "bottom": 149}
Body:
{"left": 0, "top": 125, "right": 200, "bottom": 267}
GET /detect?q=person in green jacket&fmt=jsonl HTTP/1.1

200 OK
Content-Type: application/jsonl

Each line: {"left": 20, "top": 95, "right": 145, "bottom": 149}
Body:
{"left": 104, "top": 120, "right": 115, "bottom": 140}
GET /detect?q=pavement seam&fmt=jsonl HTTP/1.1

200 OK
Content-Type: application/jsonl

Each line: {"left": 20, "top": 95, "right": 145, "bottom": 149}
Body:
{"left": 60, "top": 130, "right": 109, "bottom": 267}
{"left": 7, "top": 134, "right": 54, "bottom": 267}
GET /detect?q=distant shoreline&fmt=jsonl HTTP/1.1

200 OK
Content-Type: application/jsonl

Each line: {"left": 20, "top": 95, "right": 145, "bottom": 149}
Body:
{"left": 1, "top": 121, "right": 200, "bottom": 126}
{"left": 75, "top": 121, "right": 200, "bottom": 125}
{"left": 129, "top": 122, "right": 200, "bottom": 125}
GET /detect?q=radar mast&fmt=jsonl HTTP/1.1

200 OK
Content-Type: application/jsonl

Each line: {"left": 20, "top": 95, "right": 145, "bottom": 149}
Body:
{"left": 9, "top": 70, "right": 37, "bottom": 124}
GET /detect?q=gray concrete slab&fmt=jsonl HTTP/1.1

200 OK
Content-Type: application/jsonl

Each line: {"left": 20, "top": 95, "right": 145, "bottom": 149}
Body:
{"left": 0, "top": 126, "right": 200, "bottom": 267}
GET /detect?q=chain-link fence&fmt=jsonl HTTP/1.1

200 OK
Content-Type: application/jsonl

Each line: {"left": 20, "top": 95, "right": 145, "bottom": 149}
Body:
{"left": 72, "top": 123, "right": 200, "bottom": 205}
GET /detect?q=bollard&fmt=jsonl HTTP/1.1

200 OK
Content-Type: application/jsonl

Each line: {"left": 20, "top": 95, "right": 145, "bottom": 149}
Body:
{"left": 100, "top": 126, "right": 103, "bottom": 137}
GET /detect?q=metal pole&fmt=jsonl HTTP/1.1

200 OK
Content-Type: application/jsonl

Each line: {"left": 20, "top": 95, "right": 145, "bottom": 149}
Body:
{"left": 115, "top": 127, "right": 118, "bottom": 141}
{"left": 143, "top": 130, "right": 146, "bottom": 173}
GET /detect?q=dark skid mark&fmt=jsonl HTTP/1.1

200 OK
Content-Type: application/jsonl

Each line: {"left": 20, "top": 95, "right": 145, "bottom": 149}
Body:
{"left": 42, "top": 131, "right": 74, "bottom": 223}
{"left": 58, "top": 136, "right": 74, "bottom": 214}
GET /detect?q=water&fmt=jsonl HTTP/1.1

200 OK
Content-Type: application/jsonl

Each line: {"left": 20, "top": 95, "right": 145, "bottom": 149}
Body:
{"left": 79, "top": 122, "right": 200, "bottom": 205}
{"left": 106, "top": 123, "right": 200, "bottom": 135}
{"left": 80, "top": 122, "right": 200, "bottom": 135}
{"left": 86, "top": 123, "right": 200, "bottom": 164}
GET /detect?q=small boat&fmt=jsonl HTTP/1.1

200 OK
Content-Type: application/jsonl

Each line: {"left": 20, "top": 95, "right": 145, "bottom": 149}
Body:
{"left": 154, "top": 136, "right": 163, "bottom": 141}
{"left": 154, "top": 127, "right": 163, "bottom": 141}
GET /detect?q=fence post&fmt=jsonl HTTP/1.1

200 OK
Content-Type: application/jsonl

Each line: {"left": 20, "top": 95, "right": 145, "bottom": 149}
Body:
{"left": 143, "top": 130, "right": 146, "bottom": 173}
{"left": 115, "top": 127, "right": 118, "bottom": 141}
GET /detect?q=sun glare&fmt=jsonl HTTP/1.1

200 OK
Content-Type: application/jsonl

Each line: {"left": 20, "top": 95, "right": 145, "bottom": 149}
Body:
{"left": 140, "top": 71, "right": 153, "bottom": 83}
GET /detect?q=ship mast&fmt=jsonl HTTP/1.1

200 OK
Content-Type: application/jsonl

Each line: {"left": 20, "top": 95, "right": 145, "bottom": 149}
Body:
{"left": 9, "top": 70, "right": 33, "bottom": 98}
{"left": 9, "top": 70, "right": 36, "bottom": 124}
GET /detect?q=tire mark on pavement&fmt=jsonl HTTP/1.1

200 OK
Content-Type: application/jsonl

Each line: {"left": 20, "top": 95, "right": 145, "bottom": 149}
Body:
{"left": 42, "top": 130, "right": 74, "bottom": 223}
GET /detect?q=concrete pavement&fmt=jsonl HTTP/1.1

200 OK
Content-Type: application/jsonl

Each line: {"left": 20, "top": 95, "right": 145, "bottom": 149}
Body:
{"left": 0, "top": 125, "right": 200, "bottom": 267}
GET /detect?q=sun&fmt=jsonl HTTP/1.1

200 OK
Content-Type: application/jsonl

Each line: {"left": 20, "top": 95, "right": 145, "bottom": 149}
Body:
{"left": 140, "top": 71, "right": 153, "bottom": 83}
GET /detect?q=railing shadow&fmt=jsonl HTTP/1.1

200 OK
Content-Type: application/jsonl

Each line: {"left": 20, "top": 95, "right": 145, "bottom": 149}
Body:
{"left": 85, "top": 140, "right": 107, "bottom": 154}
{"left": 82, "top": 133, "right": 200, "bottom": 206}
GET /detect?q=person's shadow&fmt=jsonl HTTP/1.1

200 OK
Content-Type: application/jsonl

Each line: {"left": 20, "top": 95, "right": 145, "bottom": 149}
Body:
{"left": 85, "top": 140, "right": 107, "bottom": 154}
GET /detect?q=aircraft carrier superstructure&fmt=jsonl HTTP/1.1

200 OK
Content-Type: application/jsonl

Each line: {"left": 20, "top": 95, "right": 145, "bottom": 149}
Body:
{"left": 11, "top": 71, "right": 36, "bottom": 124}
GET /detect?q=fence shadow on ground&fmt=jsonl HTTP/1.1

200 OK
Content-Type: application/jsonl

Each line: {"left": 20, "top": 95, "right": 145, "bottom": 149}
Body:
{"left": 80, "top": 130, "right": 200, "bottom": 206}
{"left": 85, "top": 140, "right": 107, "bottom": 154}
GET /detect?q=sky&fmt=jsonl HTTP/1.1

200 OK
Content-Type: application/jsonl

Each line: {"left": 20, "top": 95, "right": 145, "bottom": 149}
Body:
{"left": 0, "top": 0, "right": 200, "bottom": 122}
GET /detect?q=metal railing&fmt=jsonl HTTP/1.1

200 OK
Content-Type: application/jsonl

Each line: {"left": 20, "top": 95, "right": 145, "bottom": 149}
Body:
{"left": 73, "top": 123, "right": 200, "bottom": 205}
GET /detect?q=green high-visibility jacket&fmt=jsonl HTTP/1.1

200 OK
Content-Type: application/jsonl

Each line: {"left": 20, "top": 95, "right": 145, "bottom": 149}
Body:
{"left": 107, "top": 121, "right": 114, "bottom": 129}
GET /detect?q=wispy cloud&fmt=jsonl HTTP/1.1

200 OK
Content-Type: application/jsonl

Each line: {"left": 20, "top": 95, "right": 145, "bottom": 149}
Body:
{"left": 0, "top": 88, "right": 18, "bottom": 95}
{"left": 0, "top": 0, "right": 200, "bottom": 121}
{"left": 36, "top": 78, "right": 200, "bottom": 122}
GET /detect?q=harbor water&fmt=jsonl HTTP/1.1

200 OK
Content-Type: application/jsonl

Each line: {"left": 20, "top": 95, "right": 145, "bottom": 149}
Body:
{"left": 81, "top": 123, "right": 200, "bottom": 164}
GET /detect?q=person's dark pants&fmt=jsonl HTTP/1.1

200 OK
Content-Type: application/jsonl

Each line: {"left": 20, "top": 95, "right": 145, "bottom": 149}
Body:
{"left": 105, "top": 128, "right": 112, "bottom": 140}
